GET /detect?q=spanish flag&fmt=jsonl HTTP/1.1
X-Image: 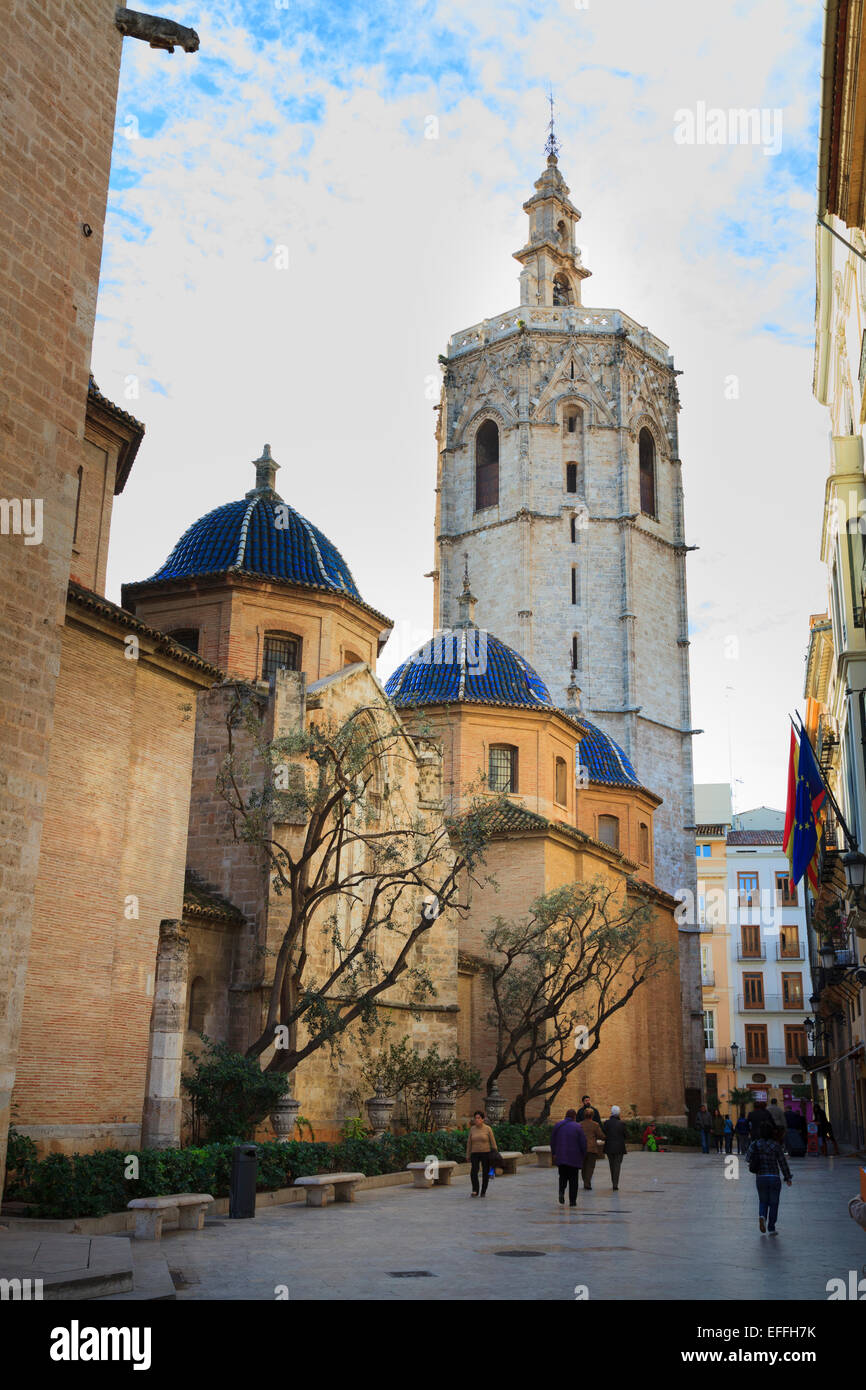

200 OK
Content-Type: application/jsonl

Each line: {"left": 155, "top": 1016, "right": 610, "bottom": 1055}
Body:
{"left": 784, "top": 724, "right": 826, "bottom": 889}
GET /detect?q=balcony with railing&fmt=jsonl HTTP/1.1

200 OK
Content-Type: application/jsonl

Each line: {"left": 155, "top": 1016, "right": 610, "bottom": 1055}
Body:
{"left": 734, "top": 1047, "right": 809, "bottom": 1069}
{"left": 774, "top": 941, "right": 805, "bottom": 960}
{"left": 704, "top": 1046, "right": 733, "bottom": 1066}
{"left": 446, "top": 305, "right": 672, "bottom": 366}
{"left": 701, "top": 971, "right": 715, "bottom": 987}
{"left": 736, "top": 994, "right": 806, "bottom": 1013}
{"left": 736, "top": 945, "right": 766, "bottom": 961}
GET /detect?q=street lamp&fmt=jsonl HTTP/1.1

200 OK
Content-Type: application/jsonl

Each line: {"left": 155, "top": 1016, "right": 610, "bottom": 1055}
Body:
{"left": 819, "top": 939, "right": 837, "bottom": 970}
{"left": 809, "top": 991, "right": 820, "bottom": 1011}
{"left": 842, "top": 848, "right": 866, "bottom": 899}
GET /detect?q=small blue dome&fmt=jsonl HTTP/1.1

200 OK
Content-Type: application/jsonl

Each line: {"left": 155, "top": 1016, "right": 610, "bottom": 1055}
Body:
{"left": 573, "top": 715, "right": 642, "bottom": 788}
{"left": 145, "top": 493, "right": 361, "bottom": 599}
{"left": 385, "top": 628, "right": 554, "bottom": 710}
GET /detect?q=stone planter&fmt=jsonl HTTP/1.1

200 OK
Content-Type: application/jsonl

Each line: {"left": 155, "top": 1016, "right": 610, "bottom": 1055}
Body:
{"left": 271, "top": 1093, "right": 301, "bottom": 1143}
{"left": 365, "top": 1080, "right": 394, "bottom": 1138}
{"left": 484, "top": 1080, "right": 507, "bottom": 1124}
{"left": 430, "top": 1086, "right": 456, "bottom": 1131}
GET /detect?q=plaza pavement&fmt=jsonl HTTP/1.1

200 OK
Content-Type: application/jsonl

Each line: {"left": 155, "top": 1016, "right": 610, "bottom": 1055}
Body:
{"left": 163, "top": 1150, "right": 866, "bottom": 1301}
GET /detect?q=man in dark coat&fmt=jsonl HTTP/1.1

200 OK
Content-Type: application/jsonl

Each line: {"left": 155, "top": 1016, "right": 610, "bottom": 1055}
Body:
{"left": 747, "top": 1102, "right": 769, "bottom": 1141}
{"left": 602, "top": 1105, "right": 628, "bottom": 1191}
{"left": 576, "top": 1094, "right": 601, "bottom": 1123}
{"left": 550, "top": 1108, "right": 588, "bottom": 1207}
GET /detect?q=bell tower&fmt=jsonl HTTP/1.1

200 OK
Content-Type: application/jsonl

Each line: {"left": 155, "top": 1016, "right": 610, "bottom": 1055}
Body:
{"left": 431, "top": 116, "right": 703, "bottom": 1101}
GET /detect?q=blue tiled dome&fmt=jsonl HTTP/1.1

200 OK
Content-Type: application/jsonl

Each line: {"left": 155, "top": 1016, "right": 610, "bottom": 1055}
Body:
{"left": 573, "top": 715, "right": 642, "bottom": 788}
{"left": 385, "top": 628, "right": 554, "bottom": 710}
{"left": 144, "top": 478, "right": 360, "bottom": 599}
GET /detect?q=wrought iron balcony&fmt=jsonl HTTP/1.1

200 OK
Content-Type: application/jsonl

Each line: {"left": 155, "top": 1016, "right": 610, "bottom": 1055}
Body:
{"left": 737, "top": 995, "right": 805, "bottom": 1013}
{"left": 774, "top": 941, "right": 805, "bottom": 960}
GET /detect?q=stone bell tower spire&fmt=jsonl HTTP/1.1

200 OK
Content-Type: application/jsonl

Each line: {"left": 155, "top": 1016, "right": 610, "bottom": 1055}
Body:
{"left": 246, "top": 443, "right": 282, "bottom": 501}
{"left": 513, "top": 104, "right": 591, "bottom": 309}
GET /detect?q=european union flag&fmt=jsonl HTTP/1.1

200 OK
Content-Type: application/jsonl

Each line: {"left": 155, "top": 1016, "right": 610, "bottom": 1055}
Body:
{"left": 791, "top": 727, "right": 827, "bottom": 887}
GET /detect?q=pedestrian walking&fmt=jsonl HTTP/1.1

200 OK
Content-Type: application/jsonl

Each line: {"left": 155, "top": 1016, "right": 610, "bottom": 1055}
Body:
{"left": 711, "top": 1107, "right": 725, "bottom": 1154}
{"left": 603, "top": 1105, "right": 627, "bottom": 1191}
{"left": 723, "top": 1113, "right": 734, "bottom": 1155}
{"left": 745, "top": 1121, "right": 793, "bottom": 1235}
{"left": 579, "top": 1110, "right": 605, "bottom": 1190}
{"left": 747, "top": 1100, "right": 768, "bottom": 1142}
{"left": 466, "top": 1109, "right": 498, "bottom": 1198}
{"left": 815, "top": 1105, "right": 840, "bottom": 1156}
{"left": 766, "top": 1095, "right": 786, "bottom": 1143}
{"left": 735, "top": 1113, "right": 750, "bottom": 1155}
{"left": 783, "top": 1105, "right": 807, "bottom": 1158}
{"left": 696, "top": 1103, "right": 712, "bottom": 1154}
{"left": 576, "top": 1094, "right": 601, "bottom": 1124}
{"left": 550, "top": 1107, "right": 587, "bottom": 1207}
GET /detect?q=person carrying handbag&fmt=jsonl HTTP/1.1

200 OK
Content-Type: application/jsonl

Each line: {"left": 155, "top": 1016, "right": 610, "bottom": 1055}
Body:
{"left": 466, "top": 1109, "right": 498, "bottom": 1198}
{"left": 579, "top": 1112, "right": 605, "bottom": 1190}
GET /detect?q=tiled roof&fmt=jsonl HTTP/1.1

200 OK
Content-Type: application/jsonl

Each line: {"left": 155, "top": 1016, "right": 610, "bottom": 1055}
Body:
{"left": 138, "top": 495, "right": 363, "bottom": 600}
{"left": 67, "top": 581, "right": 223, "bottom": 679}
{"left": 726, "top": 830, "right": 784, "bottom": 846}
{"left": 183, "top": 870, "right": 245, "bottom": 923}
{"left": 87, "top": 374, "right": 145, "bottom": 437}
{"left": 572, "top": 715, "right": 642, "bottom": 789}
{"left": 696, "top": 823, "right": 729, "bottom": 836}
{"left": 458, "top": 800, "right": 636, "bottom": 864}
{"left": 386, "top": 629, "right": 554, "bottom": 711}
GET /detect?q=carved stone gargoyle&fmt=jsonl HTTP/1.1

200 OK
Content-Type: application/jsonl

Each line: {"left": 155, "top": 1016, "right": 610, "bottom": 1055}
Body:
{"left": 115, "top": 7, "right": 200, "bottom": 53}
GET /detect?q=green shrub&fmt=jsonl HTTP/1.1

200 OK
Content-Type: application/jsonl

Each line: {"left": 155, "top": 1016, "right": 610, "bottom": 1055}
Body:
{"left": 3, "top": 1127, "right": 38, "bottom": 1198}
{"left": 181, "top": 1038, "right": 289, "bottom": 1143}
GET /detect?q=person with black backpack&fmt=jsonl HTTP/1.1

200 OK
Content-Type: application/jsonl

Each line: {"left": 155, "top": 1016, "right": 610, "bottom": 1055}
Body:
{"left": 745, "top": 1121, "right": 792, "bottom": 1235}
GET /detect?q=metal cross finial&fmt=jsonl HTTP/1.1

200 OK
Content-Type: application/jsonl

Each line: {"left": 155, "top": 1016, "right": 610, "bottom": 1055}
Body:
{"left": 545, "top": 90, "right": 560, "bottom": 160}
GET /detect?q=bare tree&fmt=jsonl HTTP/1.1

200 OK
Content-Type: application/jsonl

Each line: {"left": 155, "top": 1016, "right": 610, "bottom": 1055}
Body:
{"left": 217, "top": 684, "right": 499, "bottom": 1076}
{"left": 484, "top": 878, "right": 676, "bottom": 1122}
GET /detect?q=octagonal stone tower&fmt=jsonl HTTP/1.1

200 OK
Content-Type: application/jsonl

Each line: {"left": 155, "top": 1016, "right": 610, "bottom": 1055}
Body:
{"left": 432, "top": 145, "right": 704, "bottom": 1100}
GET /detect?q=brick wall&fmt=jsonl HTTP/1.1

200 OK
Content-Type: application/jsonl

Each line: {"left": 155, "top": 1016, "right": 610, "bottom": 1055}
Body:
{"left": 0, "top": 0, "right": 124, "bottom": 1188}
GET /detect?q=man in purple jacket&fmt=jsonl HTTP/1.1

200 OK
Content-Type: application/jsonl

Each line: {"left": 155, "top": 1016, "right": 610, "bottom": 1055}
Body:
{"left": 550, "top": 1108, "right": 588, "bottom": 1207}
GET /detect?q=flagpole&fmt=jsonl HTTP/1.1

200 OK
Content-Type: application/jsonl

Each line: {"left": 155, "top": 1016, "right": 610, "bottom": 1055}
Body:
{"left": 789, "top": 712, "right": 857, "bottom": 851}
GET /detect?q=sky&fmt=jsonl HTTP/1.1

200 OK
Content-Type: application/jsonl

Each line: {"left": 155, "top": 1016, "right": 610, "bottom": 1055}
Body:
{"left": 95, "top": 0, "right": 829, "bottom": 817}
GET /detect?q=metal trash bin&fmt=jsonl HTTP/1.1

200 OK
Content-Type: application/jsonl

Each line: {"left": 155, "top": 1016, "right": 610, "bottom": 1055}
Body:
{"left": 229, "top": 1143, "right": 258, "bottom": 1219}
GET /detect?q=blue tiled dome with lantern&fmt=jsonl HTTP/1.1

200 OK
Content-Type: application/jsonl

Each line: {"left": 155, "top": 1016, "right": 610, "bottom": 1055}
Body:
{"left": 138, "top": 445, "right": 361, "bottom": 600}
{"left": 385, "top": 573, "right": 553, "bottom": 711}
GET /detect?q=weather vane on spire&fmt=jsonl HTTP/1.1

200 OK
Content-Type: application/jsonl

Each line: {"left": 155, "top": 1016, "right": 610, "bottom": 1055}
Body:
{"left": 545, "top": 89, "right": 560, "bottom": 159}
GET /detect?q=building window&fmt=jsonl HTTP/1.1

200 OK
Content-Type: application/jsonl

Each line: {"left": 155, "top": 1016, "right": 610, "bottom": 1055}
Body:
{"left": 552, "top": 273, "right": 573, "bottom": 306}
{"left": 262, "top": 633, "right": 301, "bottom": 682}
{"left": 475, "top": 419, "right": 499, "bottom": 511}
{"left": 571, "top": 634, "right": 581, "bottom": 670}
{"left": 742, "top": 972, "right": 765, "bottom": 1009}
{"left": 639, "top": 428, "right": 656, "bottom": 517}
{"left": 168, "top": 627, "right": 200, "bottom": 655}
{"left": 740, "top": 924, "right": 762, "bottom": 958}
{"left": 781, "top": 972, "right": 803, "bottom": 1009}
{"left": 738, "top": 872, "right": 759, "bottom": 907}
{"left": 567, "top": 413, "right": 576, "bottom": 432}
{"left": 702, "top": 1009, "right": 715, "bottom": 1050}
{"left": 778, "top": 925, "right": 801, "bottom": 959}
{"left": 745, "top": 1023, "right": 769, "bottom": 1065}
{"left": 597, "top": 814, "right": 620, "bottom": 849}
{"left": 488, "top": 744, "right": 518, "bottom": 793}
{"left": 700, "top": 944, "right": 712, "bottom": 984}
{"left": 695, "top": 843, "right": 711, "bottom": 857}
{"left": 571, "top": 566, "right": 578, "bottom": 604}
{"left": 566, "top": 462, "right": 578, "bottom": 493}
{"left": 570, "top": 514, "right": 578, "bottom": 542}
{"left": 639, "top": 822, "right": 650, "bottom": 864}
{"left": 73, "top": 465, "right": 83, "bottom": 545}
{"left": 775, "top": 872, "right": 797, "bottom": 906}
{"left": 555, "top": 756, "right": 568, "bottom": 806}
{"left": 784, "top": 1025, "right": 807, "bottom": 1065}
{"left": 188, "top": 976, "right": 206, "bottom": 1033}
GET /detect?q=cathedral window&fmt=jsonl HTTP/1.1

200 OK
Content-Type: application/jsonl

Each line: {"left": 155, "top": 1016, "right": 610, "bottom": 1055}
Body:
{"left": 488, "top": 744, "right": 518, "bottom": 793}
{"left": 639, "top": 428, "right": 657, "bottom": 517}
{"left": 475, "top": 419, "right": 499, "bottom": 510}
{"left": 188, "top": 976, "right": 206, "bottom": 1033}
{"left": 567, "top": 411, "right": 576, "bottom": 429}
{"left": 555, "top": 756, "right": 568, "bottom": 806}
{"left": 597, "top": 814, "right": 620, "bottom": 850}
{"left": 570, "top": 515, "right": 578, "bottom": 543}
{"left": 168, "top": 627, "right": 200, "bottom": 655}
{"left": 566, "top": 462, "right": 578, "bottom": 493}
{"left": 639, "top": 822, "right": 650, "bottom": 864}
{"left": 552, "top": 273, "right": 573, "bottom": 306}
{"left": 571, "top": 634, "right": 581, "bottom": 669}
{"left": 72, "top": 466, "right": 83, "bottom": 545}
{"left": 262, "top": 632, "right": 301, "bottom": 682}
{"left": 571, "top": 566, "right": 578, "bottom": 604}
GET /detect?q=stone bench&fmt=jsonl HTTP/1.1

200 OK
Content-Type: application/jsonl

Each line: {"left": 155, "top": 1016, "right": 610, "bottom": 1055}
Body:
{"left": 531, "top": 1145, "right": 552, "bottom": 1168}
{"left": 406, "top": 1160, "right": 457, "bottom": 1189}
{"left": 496, "top": 1151, "right": 522, "bottom": 1176}
{"left": 127, "top": 1193, "right": 214, "bottom": 1241}
{"left": 294, "top": 1173, "right": 365, "bottom": 1208}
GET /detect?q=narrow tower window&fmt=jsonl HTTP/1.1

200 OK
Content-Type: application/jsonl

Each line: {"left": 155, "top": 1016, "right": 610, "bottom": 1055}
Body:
{"left": 571, "top": 566, "right": 578, "bottom": 605}
{"left": 570, "top": 515, "right": 578, "bottom": 543}
{"left": 72, "top": 466, "right": 83, "bottom": 545}
{"left": 262, "top": 632, "right": 301, "bottom": 682}
{"left": 552, "top": 273, "right": 573, "bottom": 306}
{"left": 598, "top": 814, "right": 620, "bottom": 850}
{"left": 566, "top": 462, "right": 578, "bottom": 493}
{"left": 475, "top": 419, "right": 499, "bottom": 510}
{"left": 571, "top": 634, "right": 581, "bottom": 669}
{"left": 488, "top": 744, "right": 518, "bottom": 793}
{"left": 639, "top": 428, "right": 657, "bottom": 517}
{"left": 168, "top": 628, "right": 200, "bottom": 655}
{"left": 555, "top": 757, "right": 568, "bottom": 806}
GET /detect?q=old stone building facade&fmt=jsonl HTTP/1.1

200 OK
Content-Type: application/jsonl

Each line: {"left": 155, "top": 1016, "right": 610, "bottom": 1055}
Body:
{"left": 432, "top": 148, "right": 703, "bottom": 1106}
